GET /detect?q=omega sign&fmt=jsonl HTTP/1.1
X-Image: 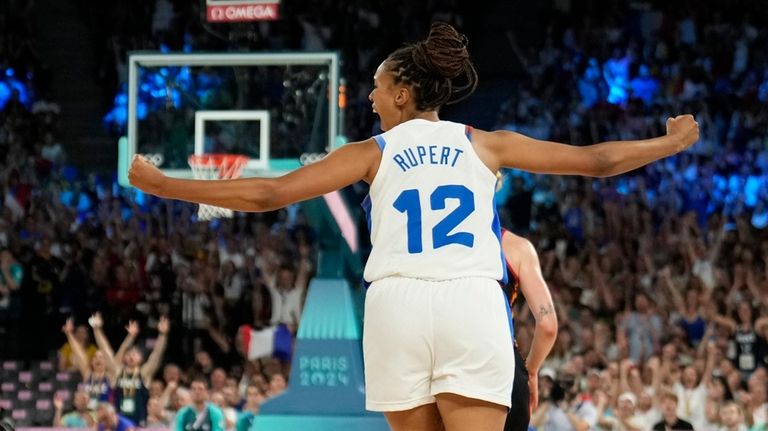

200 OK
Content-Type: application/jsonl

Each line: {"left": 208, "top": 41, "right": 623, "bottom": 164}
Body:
{"left": 206, "top": 0, "right": 280, "bottom": 22}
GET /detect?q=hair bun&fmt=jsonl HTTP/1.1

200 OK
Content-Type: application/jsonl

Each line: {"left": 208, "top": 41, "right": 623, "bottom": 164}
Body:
{"left": 412, "top": 22, "right": 470, "bottom": 80}
{"left": 384, "top": 22, "right": 478, "bottom": 110}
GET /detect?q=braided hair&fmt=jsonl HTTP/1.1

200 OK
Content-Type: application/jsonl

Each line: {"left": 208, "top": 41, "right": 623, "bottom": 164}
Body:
{"left": 385, "top": 22, "right": 478, "bottom": 112}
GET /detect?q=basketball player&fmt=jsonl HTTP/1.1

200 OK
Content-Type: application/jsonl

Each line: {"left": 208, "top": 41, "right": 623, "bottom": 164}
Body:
{"left": 500, "top": 228, "right": 557, "bottom": 431}
{"left": 129, "top": 22, "right": 699, "bottom": 431}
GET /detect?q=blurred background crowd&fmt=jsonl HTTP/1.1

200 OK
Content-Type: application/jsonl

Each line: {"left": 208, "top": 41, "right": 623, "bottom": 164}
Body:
{"left": 1, "top": 0, "right": 767, "bottom": 430}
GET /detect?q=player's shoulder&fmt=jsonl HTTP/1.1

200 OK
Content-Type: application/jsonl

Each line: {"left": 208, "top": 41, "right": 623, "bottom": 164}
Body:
{"left": 501, "top": 230, "right": 537, "bottom": 262}
{"left": 501, "top": 229, "right": 533, "bottom": 249}
{"left": 470, "top": 127, "right": 526, "bottom": 149}
{"left": 327, "top": 138, "right": 380, "bottom": 162}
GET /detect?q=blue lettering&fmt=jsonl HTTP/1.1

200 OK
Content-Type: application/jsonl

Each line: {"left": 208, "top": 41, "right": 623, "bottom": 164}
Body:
{"left": 429, "top": 145, "right": 438, "bottom": 164}
{"left": 394, "top": 146, "right": 464, "bottom": 171}
{"left": 393, "top": 154, "right": 409, "bottom": 172}
{"left": 404, "top": 148, "right": 418, "bottom": 166}
{"left": 417, "top": 146, "right": 427, "bottom": 165}
{"left": 451, "top": 148, "right": 464, "bottom": 167}
{"left": 440, "top": 147, "right": 451, "bottom": 165}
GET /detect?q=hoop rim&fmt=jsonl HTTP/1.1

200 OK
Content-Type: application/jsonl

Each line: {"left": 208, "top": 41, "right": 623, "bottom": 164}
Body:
{"left": 188, "top": 153, "right": 250, "bottom": 167}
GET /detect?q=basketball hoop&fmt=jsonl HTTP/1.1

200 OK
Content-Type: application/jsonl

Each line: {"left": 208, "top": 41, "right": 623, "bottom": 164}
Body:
{"left": 188, "top": 154, "right": 249, "bottom": 221}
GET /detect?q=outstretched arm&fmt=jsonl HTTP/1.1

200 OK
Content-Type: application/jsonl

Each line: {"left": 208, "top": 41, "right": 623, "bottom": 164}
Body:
{"left": 89, "top": 313, "right": 119, "bottom": 375}
{"left": 129, "top": 139, "right": 380, "bottom": 211}
{"left": 474, "top": 115, "right": 699, "bottom": 177}
{"left": 618, "top": 359, "right": 633, "bottom": 394}
{"left": 744, "top": 266, "right": 767, "bottom": 308}
{"left": 660, "top": 267, "right": 687, "bottom": 317}
{"left": 709, "top": 310, "right": 737, "bottom": 334}
{"left": 142, "top": 316, "right": 170, "bottom": 384}
{"left": 52, "top": 394, "right": 65, "bottom": 427}
{"left": 115, "top": 320, "right": 140, "bottom": 367}
{"left": 206, "top": 320, "right": 231, "bottom": 354}
{"left": 700, "top": 341, "right": 718, "bottom": 389}
{"left": 61, "top": 319, "right": 90, "bottom": 380}
{"left": 648, "top": 357, "right": 662, "bottom": 407}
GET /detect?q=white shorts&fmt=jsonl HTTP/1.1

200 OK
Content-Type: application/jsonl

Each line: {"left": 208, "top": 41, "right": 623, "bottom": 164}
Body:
{"left": 363, "top": 276, "right": 515, "bottom": 412}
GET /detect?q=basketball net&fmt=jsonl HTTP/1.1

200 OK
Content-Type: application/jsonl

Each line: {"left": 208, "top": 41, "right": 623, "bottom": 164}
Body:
{"left": 188, "top": 154, "right": 249, "bottom": 221}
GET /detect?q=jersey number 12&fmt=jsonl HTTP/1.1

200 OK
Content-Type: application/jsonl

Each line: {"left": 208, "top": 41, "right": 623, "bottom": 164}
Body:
{"left": 393, "top": 185, "right": 475, "bottom": 254}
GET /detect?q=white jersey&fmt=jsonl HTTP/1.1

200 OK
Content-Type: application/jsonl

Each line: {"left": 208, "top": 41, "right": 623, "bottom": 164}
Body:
{"left": 363, "top": 119, "right": 507, "bottom": 283}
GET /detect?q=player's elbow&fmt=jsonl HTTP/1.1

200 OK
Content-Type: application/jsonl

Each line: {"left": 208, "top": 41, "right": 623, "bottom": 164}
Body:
{"left": 538, "top": 314, "right": 558, "bottom": 340}
{"left": 246, "top": 179, "right": 280, "bottom": 212}
{"left": 585, "top": 146, "right": 615, "bottom": 177}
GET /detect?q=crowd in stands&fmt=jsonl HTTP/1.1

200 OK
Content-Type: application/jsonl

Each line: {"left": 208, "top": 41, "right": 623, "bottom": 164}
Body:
{"left": 0, "top": 6, "right": 314, "bottom": 425}
{"left": 495, "top": 1, "right": 768, "bottom": 431}
{"left": 2, "top": 0, "right": 768, "bottom": 430}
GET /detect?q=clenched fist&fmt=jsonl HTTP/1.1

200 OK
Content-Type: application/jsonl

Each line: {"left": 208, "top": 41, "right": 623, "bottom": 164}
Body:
{"left": 128, "top": 155, "right": 166, "bottom": 195}
{"left": 665, "top": 114, "right": 699, "bottom": 153}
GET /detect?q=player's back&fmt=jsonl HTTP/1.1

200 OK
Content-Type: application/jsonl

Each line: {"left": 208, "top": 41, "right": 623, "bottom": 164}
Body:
{"left": 363, "top": 119, "right": 505, "bottom": 283}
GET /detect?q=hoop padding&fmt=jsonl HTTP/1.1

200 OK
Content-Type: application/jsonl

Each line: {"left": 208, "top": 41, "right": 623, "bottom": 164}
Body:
{"left": 188, "top": 154, "right": 249, "bottom": 220}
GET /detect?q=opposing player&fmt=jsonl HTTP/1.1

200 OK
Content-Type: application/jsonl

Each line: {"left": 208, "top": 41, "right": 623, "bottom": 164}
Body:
{"left": 500, "top": 228, "right": 558, "bottom": 431}
{"left": 129, "top": 22, "right": 698, "bottom": 431}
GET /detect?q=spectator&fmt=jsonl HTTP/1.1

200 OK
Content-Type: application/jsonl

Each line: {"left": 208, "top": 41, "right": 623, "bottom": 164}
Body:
{"left": 710, "top": 300, "right": 767, "bottom": 379}
{"left": 163, "top": 363, "right": 183, "bottom": 387}
{"left": 22, "top": 236, "right": 64, "bottom": 357}
{"left": 531, "top": 367, "right": 598, "bottom": 431}
{"left": 672, "top": 364, "right": 711, "bottom": 427}
{"left": 719, "top": 401, "right": 749, "bottom": 431}
{"left": 596, "top": 391, "right": 644, "bottom": 431}
{"left": 148, "top": 380, "right": 165, "bottom": 399}
{"left": 621, "top": 292, "right": 662, "bottom": 363}
{"left": 634, "top": 388, "right": 662, "bottom": 430}
{"left": 58, "top": 322, "right": 98, "bottom": 372}
{"left": 145, "top": 396, "right": 172, "bottom": 428}
{"left": 0, "top": 248, "right": 22, "bottom": 357}
{"left": 744, "top": 371, "right": 768, "bottom": 427}
{"left": 96, "top": 402, "right": 136, "bottom": 431}
{"left": 61, "top": 318, "right": 113, "bottom": 409}
{"left": 0, "top": 248, "right": 22, "bottom": 313}
{"left": 174, "top": 379, "right": 225, "bottom": 431}
{"left": 652, "top": 391, "right": 694, "bottom": 431}
{"left": 210, "top": 367, "right": 227, "bottom": 393}
{"left": 167, "top": 386, "right": 192, "bottom": 425}
{"left": 661, "top": 266, "right": 710, "bottom": 347}
{"left": 92, "top": 314, "right": 170, "bottom": 426}
{"left": 235, "top": 384, "right": 265, "bottom": 431}
{"left": 53, "top": 390, "right": 96, "bottom": 428}
{"left": 210, "top": 391, "right": 237, "bottom": 430}
{"left": 265, "top": 372, "right": 287, "bottom": 399}
{"left": 266, "top": 258, "right": 311, "bottom": 332}
{"left": 221, "top": 385, "right": 243, "bottom": 411}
